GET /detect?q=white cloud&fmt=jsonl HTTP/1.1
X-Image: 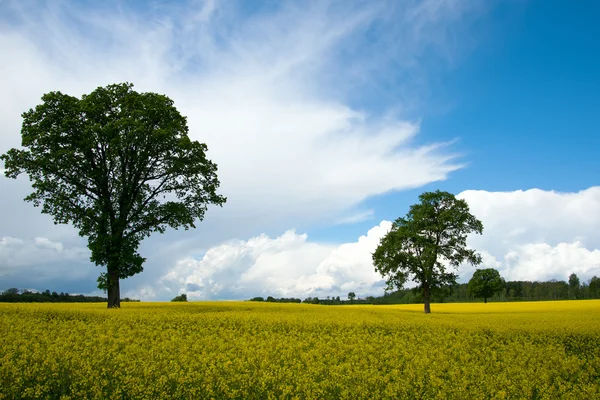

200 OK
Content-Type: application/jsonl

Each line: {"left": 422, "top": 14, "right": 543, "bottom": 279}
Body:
{"left": 155, "top": 221, "right": 392, "bottom": 300}
{"left": 458, "top": 187, "right": 600, "bottom": 282}
{"left": 334, "top": 209, "right": 375, "bottom": 225}
{"left": 502, "top": 242, "right": 600, "bottom": 282}
{"left": 0, "top": 236, "right": 87, "bottom": 267}
{"left": 0, "top": 236, "right": 94, "bottom": 289}
{"left": 34, "top": 237, "right": 64, "bottom": 253}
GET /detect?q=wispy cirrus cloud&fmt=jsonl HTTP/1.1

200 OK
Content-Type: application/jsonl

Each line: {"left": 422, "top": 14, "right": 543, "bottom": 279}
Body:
{"left": 335, "top": 210, "right": 375, "bottom": 225}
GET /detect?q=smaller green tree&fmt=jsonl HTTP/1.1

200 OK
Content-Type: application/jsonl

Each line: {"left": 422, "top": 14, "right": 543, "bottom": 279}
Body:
{"left": 171, "top": 293, "right": 188, "bottom": 302}
{"left": 468, "top": 268, "right": 505, "bottom": 303}
{"left": 348, "top": 292, "right": 356, "bottom": 303}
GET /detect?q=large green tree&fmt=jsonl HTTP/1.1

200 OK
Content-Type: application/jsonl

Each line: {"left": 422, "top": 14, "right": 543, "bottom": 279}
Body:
{"left": 372, "top": 190, "right": 483, "bottom": 313}
{"left": 467, "top": 268, "right": 505, "bottom": 303}
{"left": 1, "top": 83, "right": 226, "bottom": 307}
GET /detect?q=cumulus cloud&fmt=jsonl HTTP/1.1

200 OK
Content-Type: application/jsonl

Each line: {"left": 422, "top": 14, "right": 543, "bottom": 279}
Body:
{"left": 458, "top": 187, "right": 600, "bottom": 283}
{"left": 502, "top": 242, "right": 600, "bottom": 282}
{"left": 154, "top": 221, "right": 392, "bottom": 300}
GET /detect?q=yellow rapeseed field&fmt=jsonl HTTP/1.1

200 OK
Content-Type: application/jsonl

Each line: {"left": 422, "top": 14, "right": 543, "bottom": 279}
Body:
{"left": 1, "top": 301, "right": 599, "bottom": 399}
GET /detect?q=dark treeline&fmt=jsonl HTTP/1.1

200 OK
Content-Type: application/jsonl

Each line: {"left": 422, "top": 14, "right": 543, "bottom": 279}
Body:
{"left": 249, "top": 295, "right": 371, "bottom": 305}
{"left": 251, "top": 275, "right": 600, "bottom": 305}
{"left": 0, "top": 288, "right": 140, "bottom": 303}
{"left": 374, "top": 276, "right": 600, "bottom": 304}
{"left": 249, "top": 296, "right": 302, "bottom": 303}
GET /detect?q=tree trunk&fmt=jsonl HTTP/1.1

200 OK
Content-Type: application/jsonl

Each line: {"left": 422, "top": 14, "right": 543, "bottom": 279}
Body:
{"left": 423, "top": 285, "right": 431, "bottom": 314}
{"left": 107, "top": 268, "right": 121, "bottom": 308}
{"left": 484, "top": 297, "right": 487, "bottom": 304}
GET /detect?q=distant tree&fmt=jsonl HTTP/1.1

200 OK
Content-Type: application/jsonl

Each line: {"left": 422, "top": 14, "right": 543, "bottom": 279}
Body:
{"left": 3, "top": 288, "right": 19, "bottom": 295}
{"left": 266, "top": 296, "right": 276, "bottom": 302}
{"left": 348, "top": 292, "right": 356, "bottom": 303}
{"left": 171, "top": 293, "right": 188, "bottom": 302}
{"left": 249, "top": 296, "right": 265, "bottom": 302}
{"left": 589, "top": 276, "right": 600, "bottom": 299}
{"left": 468, "top": 268, "right": 505, "bottom": 303}
{"left": 1, "top": 83, "right": 226, "bottom": 308}
{"left": 373, "top": 190, "right": 483, "bottom": 313}
{"left": 121, "top": 297, "right": 140, "bottom": 302}
{"left": 568, "top": 273, "right": 581, "bottom": 299}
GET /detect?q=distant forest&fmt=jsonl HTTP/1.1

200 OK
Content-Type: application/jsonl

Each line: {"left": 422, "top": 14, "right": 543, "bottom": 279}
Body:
{"left": 3, "top": 274, "right": 599, "bottom": 304}
{"left": 0, "top": 288, "right": 140, "bottom": 303}
{"left": 250, "top": 274, "right": 600, "bottom": 305}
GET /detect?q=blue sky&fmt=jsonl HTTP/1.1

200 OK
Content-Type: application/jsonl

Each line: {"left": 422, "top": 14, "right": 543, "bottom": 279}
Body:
{"left": 1, "top": 0, "right": 600, "bottom": 300}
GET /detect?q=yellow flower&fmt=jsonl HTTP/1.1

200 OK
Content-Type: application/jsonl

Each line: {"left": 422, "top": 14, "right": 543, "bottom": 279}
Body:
{"left": 1, "top": 300, "right": 599, "bottom": 399}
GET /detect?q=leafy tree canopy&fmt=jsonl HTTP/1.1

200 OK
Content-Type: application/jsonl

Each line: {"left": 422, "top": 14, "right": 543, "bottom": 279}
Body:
{"left": 569, "top": 273, "right": 581, "bottom": 299}
{"left": 1, "top": 83, "right": 226, "bottom": 307}
{"left": 372, "top": 190, "right": 483, "bottom": 313}
{"left": 171, "top": 294, "right": 188, "bottom": 302}
{"left": 589, "top": 276, "right": 600, "bottom": 297}
{"left": 467, "top": 268, "right": 505, "bottom": 303}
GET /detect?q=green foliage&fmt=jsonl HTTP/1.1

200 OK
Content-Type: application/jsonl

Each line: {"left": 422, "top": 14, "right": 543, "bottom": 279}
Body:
{"left": 171, "top": 294, "right": 188, "bottom": 302}
{"left": 0, "top": 83, "right": 226, "bottom": 307}
{"left": 589, "top": 276, "right": 600, "bottom": 298}
{"left": 0, "top": 289, "right": 139, "bottom": 303}
{"left": 248, "top": 296, "right": 302, "bottom": 303}
{"left": 569, "top": 273, "right": 581, "bottom": 299}
{"left": 347, "top": 292, "right": 356, "bottom": 303}
{"left": 468, "top": 268, "right": 505, "bottom": 303}
{"left": 372, "top": 190, "right": 483, "bottom": 313}
{"left": 372, "top": 278, "right": 600, "bottom": 304}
